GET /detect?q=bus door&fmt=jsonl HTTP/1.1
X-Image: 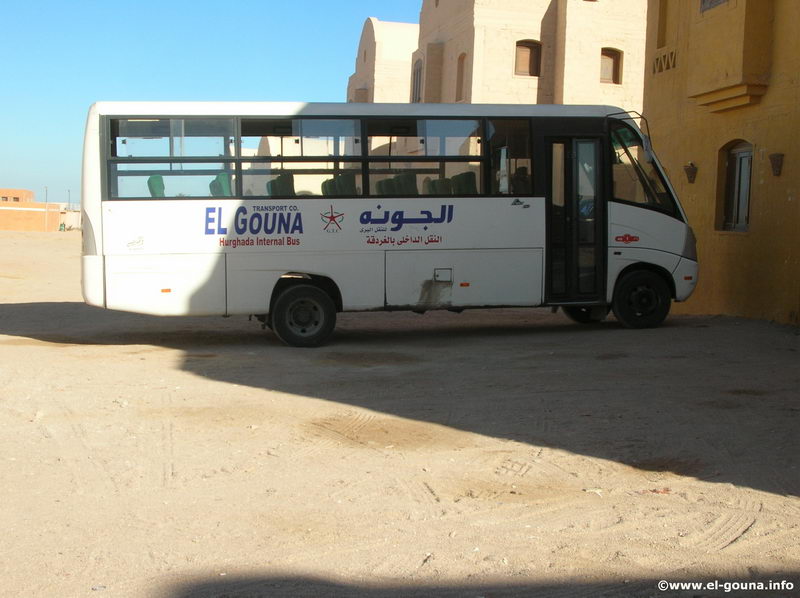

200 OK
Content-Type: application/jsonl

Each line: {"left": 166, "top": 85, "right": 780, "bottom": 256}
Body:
{"left": 546, "top": 138, "right": 605, "bottom": 303}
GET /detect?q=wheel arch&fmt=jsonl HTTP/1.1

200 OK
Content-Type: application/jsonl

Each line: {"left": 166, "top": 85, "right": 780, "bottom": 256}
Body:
{"left": 269, "top": 273, "right": 343, "bottom": 316}
{"left": 613, "top": 262, "right": 676, "bottom": 300}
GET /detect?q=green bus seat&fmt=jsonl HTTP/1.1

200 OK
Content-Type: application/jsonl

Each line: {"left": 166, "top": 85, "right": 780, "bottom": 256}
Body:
{"left": 217, "top": 173, "right": 232, "bottom": 196}
{"left": 267, "top": 172, "right": 296, "bottom": 197}
{"left": 209, "top": 173, "right": 232, "bottom": 197}
{"left": 334, "top": 173, "right": 357, "bottom": 196}
{"left": 321, "top": 178, "right": 336, "bottom": 196}
{"left": 209, "top": 179, "right": 222, "bottom": 197}
{"left": 276, "top": 172, "right": 295, "bottom": 196}
{"left": 430, "top": 177, "right": 452, "bottom": 195}
{"left": 147, "top": 175, "right": 165, "bottom": 198}
{"left": 376, "top": 178, "right": 398, "bottom": 196}
{"left": 393, "top": 172, "right": 418, "bottom": 196}
{"left": 452, "top": 171, "right": 478, "bottom": 195}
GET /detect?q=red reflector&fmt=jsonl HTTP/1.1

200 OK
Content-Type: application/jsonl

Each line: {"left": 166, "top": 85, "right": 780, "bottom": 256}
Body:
{"left": 460, "top": 282, "right": 470, "bottom": 287}
{"left": 684, "top": 276, "right": 693, "bottom": 281}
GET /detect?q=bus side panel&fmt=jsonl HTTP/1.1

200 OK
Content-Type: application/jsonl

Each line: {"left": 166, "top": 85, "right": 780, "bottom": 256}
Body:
{"left": 81, "top": 105, "right": 105, "bottom": 307}
{"left": 82, "top": 255, "right": 105, "bottom": 308}
{"left": 607, "top": 202, "right": 688, "bottom": 302}
{"left": 608, "top": 203, "right": 686, "bottom": 253}
{"left": 81, "top": 104, "right": 103, "bottom": 258}
{"left": 226, "top": 251, "right": 385, "bottom": 314}
{"left": 606, "top": 247, "right": 681, "bottom": 302}
{"left": 386, "top": 249, "right": 544, "bottom": 309}
{"left": 105, "top": 254, "right": 226, "bottom": 316}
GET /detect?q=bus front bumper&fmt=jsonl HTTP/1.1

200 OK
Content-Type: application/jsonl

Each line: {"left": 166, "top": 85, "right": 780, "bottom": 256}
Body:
{"left": 673, "top": 257, "right": 698, "bottom": 302}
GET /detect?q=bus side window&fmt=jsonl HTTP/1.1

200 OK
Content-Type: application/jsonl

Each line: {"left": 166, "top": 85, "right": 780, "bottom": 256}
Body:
{"left": 488, "top": 119, "right": 532, "bottom": 195}
{"left": 365, "top": 118, "right": 483, "bottom": 197}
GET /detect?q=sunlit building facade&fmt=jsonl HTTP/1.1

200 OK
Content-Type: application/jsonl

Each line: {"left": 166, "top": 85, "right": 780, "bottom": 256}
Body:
{"left": 348, "top": 0, "right": 646, "bottom": 112}
{"left": 644, "top": 0, "right": 799, "bottom": 325}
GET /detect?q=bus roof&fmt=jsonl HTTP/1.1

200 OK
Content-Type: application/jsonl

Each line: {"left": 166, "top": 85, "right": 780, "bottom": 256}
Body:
{"left": 88, "top": 101, "right": 631, "bottom": 120}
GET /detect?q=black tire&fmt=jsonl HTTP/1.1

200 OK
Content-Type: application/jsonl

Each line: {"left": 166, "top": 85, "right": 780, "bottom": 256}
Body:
{"left": 270, "top": 284, "right": 336, "bottom": 347}
{"left": 612, "top": 270, "right": 671, "bottom": 329}
{"left": 562, "top": 305, "right": 609, "bottom": 324}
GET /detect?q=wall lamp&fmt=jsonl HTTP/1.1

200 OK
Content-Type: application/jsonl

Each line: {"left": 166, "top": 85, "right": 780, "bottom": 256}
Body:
{"left": 769, "top": 153, "right": 784, "bottom": 176}
{"left": 683, "top": 162, "right": 698, "bottom": 184}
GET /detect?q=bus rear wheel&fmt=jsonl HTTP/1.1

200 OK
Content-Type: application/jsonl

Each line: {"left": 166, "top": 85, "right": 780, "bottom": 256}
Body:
{"left": 562, "top": 305, "right": 609, "bottom": 324}
{"left": 612, "top": 270, "right": 671, "bottom": 329}
{"left": 271, "top": 284, "right": 336, "bottom": 347}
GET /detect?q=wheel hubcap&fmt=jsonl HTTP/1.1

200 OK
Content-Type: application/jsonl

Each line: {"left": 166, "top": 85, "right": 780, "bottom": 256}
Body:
{"left": 287, "top": 299, "right": 322, "bottom": 336}
{"left": 630, "top": 285, "right": 658, "bottom": 315}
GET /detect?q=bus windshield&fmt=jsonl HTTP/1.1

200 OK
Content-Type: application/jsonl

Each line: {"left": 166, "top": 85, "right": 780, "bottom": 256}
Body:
{"left": 610, "top": 123, "right": 679, "bottom": 218}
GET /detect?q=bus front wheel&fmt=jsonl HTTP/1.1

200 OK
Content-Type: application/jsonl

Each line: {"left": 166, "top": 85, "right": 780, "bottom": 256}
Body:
{"left": 271, "top": 284, "right": 336, "bottom": 347}
{"left": 612, "top": 270, "right": 671, "bottom": 329}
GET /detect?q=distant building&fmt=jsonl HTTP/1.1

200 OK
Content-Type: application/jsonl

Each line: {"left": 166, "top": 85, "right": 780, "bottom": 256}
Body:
{"left": 348, "top": 0, "right": 646, "bottom": 112}
{"left": 0, "top": 188, "right": 79, "bottom": 232}
{"left": 347, "top": 18, "right": 419, "bottom": 103}
{"left": 0, "top": 188, "right": 34, "bottom": 203}
{"left": 0, "top": 189, "right": 65, "bottom": 232}
{"left": 644, "top": 0, "right": 799, "bottom": 325}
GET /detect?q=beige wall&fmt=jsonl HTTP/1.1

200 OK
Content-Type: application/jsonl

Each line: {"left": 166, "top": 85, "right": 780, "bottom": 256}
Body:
{"left": 60, "top": 210, "right": 81, "bottom": 230}
{"left": 358, "top": 0, "right": 646, "bottom": 111}
{"left": 347, "top": 18, "right": 419, "bottom": 103}
{"left": 413, "top": 0, "right": 474, "bottom": 103}
{"left": 644, "top": 0, "right": 799, "bottom": 325}
{"left": 555, "top": 0, "right": 646, "bottom": 110}
{"left": 471, "top": 0, "right": 554, "bottom": 104}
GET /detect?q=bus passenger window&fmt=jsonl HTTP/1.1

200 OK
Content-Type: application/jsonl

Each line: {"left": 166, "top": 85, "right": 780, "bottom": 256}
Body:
{"left": 110, "top": 162, "right": 236, "bottom": 199}
{"left": 111, "top": 118, "right": 235, "bottom": 158}
{"left": 365, "top": 118, "right": 483, "bottom": 197}
{"left": 488, "top": 119, "right": 532, "bottom": 195}
{"left": 241, "top": 161, "right": 362, "bottom": 198}
{"left": 368, "top": 162, "right": 481, "bottom": 196}
{"left": 366, "top": 118, "right": 482, "bottom": 157}
{"left": 240, "top": 119, "right": 361, "bottom": 158}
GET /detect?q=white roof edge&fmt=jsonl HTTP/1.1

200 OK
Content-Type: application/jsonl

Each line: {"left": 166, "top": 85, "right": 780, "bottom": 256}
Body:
{"left": 89, "top": 101, "right": 630, "bottom": 119}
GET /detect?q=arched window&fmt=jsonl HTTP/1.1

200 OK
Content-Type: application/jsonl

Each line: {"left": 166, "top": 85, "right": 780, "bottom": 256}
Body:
{"left": 515, "top": 40, "right": 541, "bottom": 77}
{"left": 600, "top": 48, "right": 622, "bottom": 84}
{"left": 411, "top": 59, "right": 423, "bottom": 103}
{"left": 718, "top": 140, "right": 753, "bottom": 231}
{"left": 456, "top": 53, "right": 466, "bottom": 102}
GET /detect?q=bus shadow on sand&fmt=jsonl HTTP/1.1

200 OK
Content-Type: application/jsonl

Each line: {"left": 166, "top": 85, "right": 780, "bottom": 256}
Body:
{"left": 0, "top": 300, "right": 798, "bottom": 499}
{"left": 162, "top": 574, "right": 799, "bottom": 598}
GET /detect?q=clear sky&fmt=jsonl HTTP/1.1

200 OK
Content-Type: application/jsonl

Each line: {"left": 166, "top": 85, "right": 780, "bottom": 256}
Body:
{"left": 0, "top": 0, "right": 421, "bottom": 207}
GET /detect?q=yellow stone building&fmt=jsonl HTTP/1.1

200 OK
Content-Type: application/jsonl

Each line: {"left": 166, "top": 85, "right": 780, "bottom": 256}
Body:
{"left": 644, "top": 0, "right": 799, "bottom": 325}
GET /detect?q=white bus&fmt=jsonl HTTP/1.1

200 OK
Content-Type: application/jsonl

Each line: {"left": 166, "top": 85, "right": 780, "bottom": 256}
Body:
{"left": 81, "top": 102, "right": 697, "bottom": 347}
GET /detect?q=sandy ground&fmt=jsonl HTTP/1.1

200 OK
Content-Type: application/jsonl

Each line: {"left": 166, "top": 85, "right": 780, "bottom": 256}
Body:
{"left": 0, "top": 230, "right": 798, "bottom": 598}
